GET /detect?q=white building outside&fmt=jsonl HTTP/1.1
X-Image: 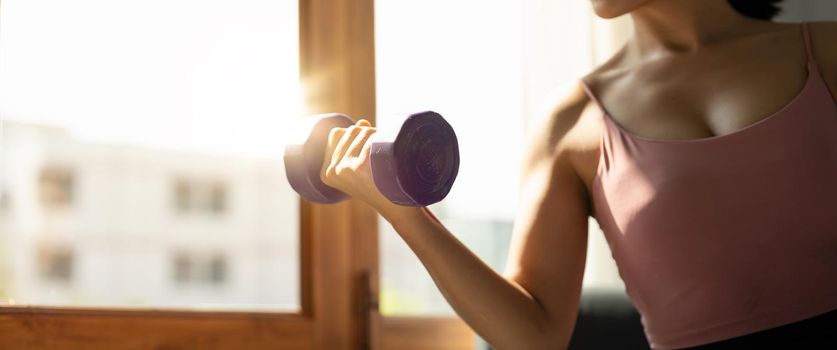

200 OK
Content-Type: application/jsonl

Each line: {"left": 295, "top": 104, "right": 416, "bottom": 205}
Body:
{"left": 0, "top": 121, "right": 299, "bottom": 310}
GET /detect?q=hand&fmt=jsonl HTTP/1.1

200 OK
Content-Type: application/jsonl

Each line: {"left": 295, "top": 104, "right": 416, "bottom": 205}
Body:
{"left": 319, "top": 119, "right": 393, "bottom": 210}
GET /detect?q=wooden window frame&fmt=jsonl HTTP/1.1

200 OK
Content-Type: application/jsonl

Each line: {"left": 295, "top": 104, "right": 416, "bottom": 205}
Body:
{"left": 0, "top": 1, "right": 474, "bottom": 348}
{"left": 0, "top": 1, "right": 373, "bottom": 349}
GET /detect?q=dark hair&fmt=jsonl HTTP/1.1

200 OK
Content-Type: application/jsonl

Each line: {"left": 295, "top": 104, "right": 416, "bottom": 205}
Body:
{"left": 728, "top": 0, "right": 784, "bottom": 20}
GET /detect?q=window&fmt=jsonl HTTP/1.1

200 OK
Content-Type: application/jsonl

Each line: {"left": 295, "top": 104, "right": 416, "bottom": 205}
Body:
{"left": 173, "top": 253, "right": 191, "bottom": 284}
{"left": 0, "top": 0, "right": 392, "bottom": 348}
{"left": 0, "top": 189, "right": 9, "bottom": 212}
{"left": 0, "top": 0, "right": 299, "bottom": 311}
{"left": 376, "top": 0, "right": 524, "bottom": 316}
{"left": 37, "top": 244, "right": 74, "bottom": 284}
{"left": 209, "top": 254, "right": 227, "bottom": 284}
{"left": 376, "top": 0, "right": 630, "bottom": 317}
{"left": 173, "top": 178, "right": 229, "bottom": 215}
{"left": 39, "top": 167, "right": 74, "bottom": 210}
{"left": 209, "top": 183, "right": 227, "bottom": 214}
{"left": 171, "top": 251, "right": 228, "bottom": 287}
{"left": 174, "top": 180, "right": 192, "bottom": 212}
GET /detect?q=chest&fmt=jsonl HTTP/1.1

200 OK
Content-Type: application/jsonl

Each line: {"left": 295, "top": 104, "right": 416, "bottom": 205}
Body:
{"left": 595, "top": 40, "right": 810, "bottom": 142}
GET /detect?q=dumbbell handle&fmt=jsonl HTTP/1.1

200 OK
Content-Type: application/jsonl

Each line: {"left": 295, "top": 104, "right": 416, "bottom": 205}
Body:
{"left": 284, "top": 111, "right": 459, "bottom": 206}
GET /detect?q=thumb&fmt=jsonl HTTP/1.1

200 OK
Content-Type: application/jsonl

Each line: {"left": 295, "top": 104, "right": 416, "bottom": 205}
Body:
{"left": 356, "top": 119, "right": 371, "bottom": 127}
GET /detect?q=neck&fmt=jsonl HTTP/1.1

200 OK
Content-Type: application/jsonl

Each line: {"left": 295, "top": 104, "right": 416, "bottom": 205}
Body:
{"left": 628, "top": 0, "right": 757, "bottom": 58}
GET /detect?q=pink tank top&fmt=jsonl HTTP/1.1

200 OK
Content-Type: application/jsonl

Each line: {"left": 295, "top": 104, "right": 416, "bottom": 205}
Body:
{"left": 584, "top": 23, "right": 837, "bottom": 349}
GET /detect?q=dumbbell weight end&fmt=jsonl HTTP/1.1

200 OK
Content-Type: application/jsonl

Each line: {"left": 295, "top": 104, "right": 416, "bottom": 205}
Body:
{"left": 370, "top": 111, "right": 459, "bottom": 207}
{"left": 284, "top": 113, "right": 355, "bottom": 204}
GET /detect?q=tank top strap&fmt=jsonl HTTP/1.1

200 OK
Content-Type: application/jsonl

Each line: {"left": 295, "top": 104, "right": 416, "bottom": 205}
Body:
{"left": 580, "top": 79, "right": 612, "bottom": 117}
{"left": 580, "top": 78, "right": 614, "bottom": 175}
{"left": 800, "top": 22, "right": 817, "bottom": 71}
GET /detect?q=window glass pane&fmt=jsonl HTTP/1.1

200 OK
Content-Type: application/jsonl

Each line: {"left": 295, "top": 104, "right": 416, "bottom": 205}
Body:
{"left": 376, "top": 0, "right": 628, "bottom": 316}
{"left": 0, "top": 0, "right": 300, "bottom": 311}
{"left": 376, "top": 0, "right": 523, "bottom": 316}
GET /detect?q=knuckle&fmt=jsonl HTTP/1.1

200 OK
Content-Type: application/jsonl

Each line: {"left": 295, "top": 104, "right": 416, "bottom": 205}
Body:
{"left": 325, "top": 165, "right": 337, "bottom": 178}
{"left": 335, "top": 163, "right": 356, "bottom": 176}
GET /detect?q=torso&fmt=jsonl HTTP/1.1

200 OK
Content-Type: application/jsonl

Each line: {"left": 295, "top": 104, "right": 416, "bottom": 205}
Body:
{"left": 567, "top": 21, "right": 837, "bottom": 211}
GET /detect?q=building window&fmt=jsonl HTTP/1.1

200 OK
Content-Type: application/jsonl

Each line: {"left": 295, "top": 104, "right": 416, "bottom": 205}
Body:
{"left": 39, "top": 167, "right": 74, "bottom": 210}
{"left": 209, "top": 254, "right": 227, "bottom": 284}
{"left": 172, "top": 178, "right": 228, "bottom": 215}
{"left": 38, "top": 245, "right": 74, "bottom": 284}
{"left": 174, "top": 180, "right": 192, "bottom": 212}
{"left": 173, "top": 253, "right": 192, "bottom": 284}
{"left": 209, "top": 183, "right": 226, "bottom": 214}
{"left": 0, "top": 189, "right": 9, "bottom": 212}
{"left": 171, "top": 251, "right": 228, "bottom": 287}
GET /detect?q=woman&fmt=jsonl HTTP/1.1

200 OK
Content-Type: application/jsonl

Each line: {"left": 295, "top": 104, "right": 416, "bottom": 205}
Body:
{"left": 320, "top": 0, "right": 837, "bottom": 349}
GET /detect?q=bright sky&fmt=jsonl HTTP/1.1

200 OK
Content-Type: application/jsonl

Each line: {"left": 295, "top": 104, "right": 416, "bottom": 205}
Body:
{"left": 0, "top": 0, "right": 300, "bottom": 158}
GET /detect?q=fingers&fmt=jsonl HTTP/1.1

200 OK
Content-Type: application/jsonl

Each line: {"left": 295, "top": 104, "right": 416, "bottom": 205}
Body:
{"left": 322, "top": 127, "right": 346, "bottom": 178}
{"left": 346, "top": 118, "right": 376, "bottom": 159}
{"left": 358, "top": 136, "right": 374, "bottom": 165}
{"left": 330, "top": 125, "right": 362, "bottom": 168}
{"left": 346, "top": 127, "right": 375, "bottom": 158}
{"left": 327, "top": 127, "right": 346, "bottom": 146}
{"left": 322, "top": 119, "right": 376, "bottom": 181}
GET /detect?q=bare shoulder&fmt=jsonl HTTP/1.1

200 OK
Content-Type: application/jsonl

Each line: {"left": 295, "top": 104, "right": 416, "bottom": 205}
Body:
{"left": 807, "top": 21, "right": 837, "bottom": 94}
{"left": 521, "top": 80, "right": 594, "bottom": 172}
{"left": 522, "top": 79, "right": 605, "bottom": 213}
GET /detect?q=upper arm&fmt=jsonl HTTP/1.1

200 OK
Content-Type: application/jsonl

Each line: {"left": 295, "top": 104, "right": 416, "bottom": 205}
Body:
{"left": 503, "top": 81, "right": 593, "bottom": 344}
{"left": 809, "top": 21, "right": 837, "bottom": 98}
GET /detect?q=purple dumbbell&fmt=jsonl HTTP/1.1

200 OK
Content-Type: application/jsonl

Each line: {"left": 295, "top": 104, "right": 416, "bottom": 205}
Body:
{"left": 284, "top": 111, "right": 459, "bottom": 206}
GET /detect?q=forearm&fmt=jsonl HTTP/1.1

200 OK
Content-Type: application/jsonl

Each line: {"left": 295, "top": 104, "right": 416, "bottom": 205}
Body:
{"left": 378, "top": 205, "right": 566, "bottom": 350}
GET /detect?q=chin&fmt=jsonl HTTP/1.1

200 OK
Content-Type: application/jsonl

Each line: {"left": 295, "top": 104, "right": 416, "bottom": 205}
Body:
{"left": 589, "top": 0, "right": 650, "bottom": 19}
